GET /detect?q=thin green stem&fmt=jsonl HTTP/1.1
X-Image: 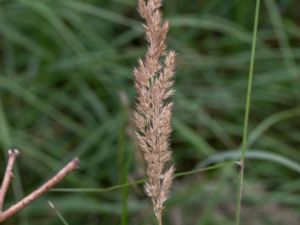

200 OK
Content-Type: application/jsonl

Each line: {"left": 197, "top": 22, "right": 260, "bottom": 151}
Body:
{"left": 235, "top": 1, "right": 261, "bottom": 225}
{"left": 51, "top": 161, "right": 235, "bottom": 193}
{"left": 118, "top": 94, "right": 130, "bottom": 225}
{"left": 174, "top": 161, "right": 234, "bottom": 178}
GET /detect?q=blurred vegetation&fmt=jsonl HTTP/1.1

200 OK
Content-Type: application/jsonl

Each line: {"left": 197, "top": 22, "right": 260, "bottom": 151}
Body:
{"left": 0, "top": 0, "right": 299, "bottom": 224}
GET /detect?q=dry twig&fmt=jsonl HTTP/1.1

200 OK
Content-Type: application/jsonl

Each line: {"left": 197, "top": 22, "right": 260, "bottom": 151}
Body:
{"left": 0, "top": 150, "right": 79, "bottom": 223}
{"left": 0, "top": 149, "right": 19, "bottom": 212}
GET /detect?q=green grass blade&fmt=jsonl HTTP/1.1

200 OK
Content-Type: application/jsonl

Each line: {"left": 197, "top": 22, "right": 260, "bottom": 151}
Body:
{"left": 48, "top": 201, "right": 70, "bottom": 225}
{"left": 173, "top": 118, "right": 215, "bottom": 156}
{"left": 0, "top": 76, "right": 87, "bottom": 137}
{"left": 264, "top": 0, "right": 299, "bottom": 97}
{"left": 248, "top": 107, "right": 300, "bottom": 147}
{"left": 170, "top": 16, "right": 253, "bottom": 43}
{"left": 199, "top": 150, "right": 300, "bottom": 174}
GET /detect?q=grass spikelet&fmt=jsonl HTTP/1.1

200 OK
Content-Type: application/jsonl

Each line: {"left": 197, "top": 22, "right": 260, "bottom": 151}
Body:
{"left": 133, "top": 0, "right": 176, "bottom": 224}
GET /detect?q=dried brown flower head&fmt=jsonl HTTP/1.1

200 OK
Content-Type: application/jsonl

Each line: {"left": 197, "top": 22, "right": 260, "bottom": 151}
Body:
{"left": 133, "top": 0, "right": 176, "bottom": 224}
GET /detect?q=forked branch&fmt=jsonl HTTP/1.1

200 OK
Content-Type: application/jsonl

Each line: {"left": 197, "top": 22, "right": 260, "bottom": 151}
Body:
{"left": 0, "top": 150, "right": 79, "bottom": 223}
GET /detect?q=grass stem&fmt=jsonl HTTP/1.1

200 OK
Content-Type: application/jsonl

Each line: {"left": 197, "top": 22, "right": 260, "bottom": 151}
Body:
{"left": 235, "top": 1, "right": 261, "bottom": 225}
{"left": 51, "top": 161, "right": 235, "bottom": 193}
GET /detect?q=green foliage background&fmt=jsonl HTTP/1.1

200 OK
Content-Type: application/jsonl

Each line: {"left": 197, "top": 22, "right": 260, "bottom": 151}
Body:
{"left": 0, "top": 0, "right": 299, "bottom": 224}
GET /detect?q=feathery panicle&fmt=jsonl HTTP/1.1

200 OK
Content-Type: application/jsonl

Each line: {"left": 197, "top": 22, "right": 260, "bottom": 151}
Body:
{"left": 133, "top": 0, "right": 176, "bottom": 224}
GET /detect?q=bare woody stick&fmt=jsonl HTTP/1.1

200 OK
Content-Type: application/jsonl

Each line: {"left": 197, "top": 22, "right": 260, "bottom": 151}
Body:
{"left": 0, "top": 149, "right": 20, "bottom": 212}
{"left": 0, "top": 157, "right": 79, "bottom": 223}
